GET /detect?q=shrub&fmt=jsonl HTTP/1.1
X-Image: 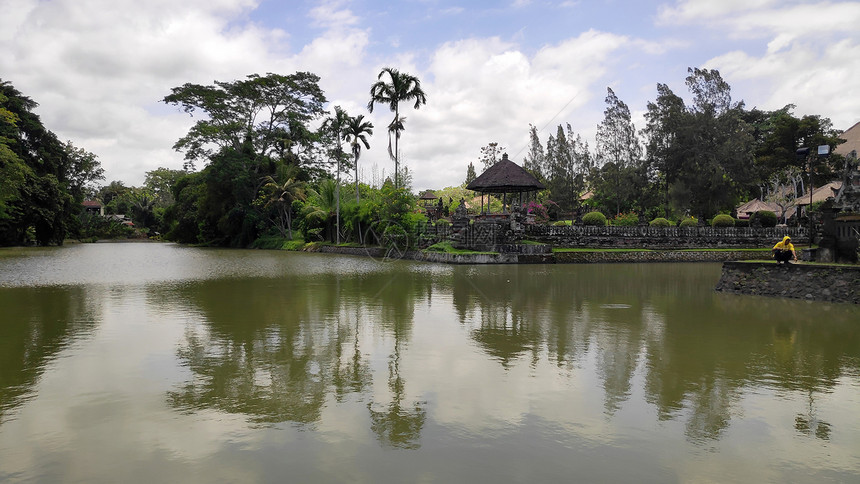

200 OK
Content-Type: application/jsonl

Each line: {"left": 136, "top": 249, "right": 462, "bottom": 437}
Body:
{"left": 711, "top": 214, "right": 735, "bottom": 227}
{"left": 434, "top": 218, "right": 451, "bottom": 227}
{"left": 552, "top": 220, "right": 572, "bottom": 226}
{"left": 582, "top": 211, "right": 607, "bottom": 226}
{"left": 611, "top": 212, "right": 639, "bottom": 226}
{"left": 679, "top": 217, "right": 697, "bottom": 228}
{"left": 523, "top": 201, "right": 549, "bottom": 223}
{"left": 649, "top": 217, "right": 671, "bottom": 227}
{"left": 752, "top": 210, "right": 778, "bottom": 228}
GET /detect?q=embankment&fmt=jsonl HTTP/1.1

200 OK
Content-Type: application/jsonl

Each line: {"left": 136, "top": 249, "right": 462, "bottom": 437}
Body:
{"left": 715, "top": 261, "right": 860, "bottom": 304}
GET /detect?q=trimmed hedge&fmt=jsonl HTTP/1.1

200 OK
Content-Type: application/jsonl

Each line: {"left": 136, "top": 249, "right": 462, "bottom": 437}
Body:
{"left": 582, "top": 211, "right": 607, "bottom": 226}
{"left": 711, "top": 214, "right": 735, "bottom": 227}
{"left": 649, "top": 217, "right": 671, "bottom": 227}
{"left": 751, "top": 210, "right": 778, "bottom": 228}
{"left": 679, "top": 217, "right": 698, "bottom": 228}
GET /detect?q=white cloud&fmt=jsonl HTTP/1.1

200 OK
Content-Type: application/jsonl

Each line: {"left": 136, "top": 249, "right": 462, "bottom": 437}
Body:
{"left": 656, "top": 1, "right": 860, "bottom": 130}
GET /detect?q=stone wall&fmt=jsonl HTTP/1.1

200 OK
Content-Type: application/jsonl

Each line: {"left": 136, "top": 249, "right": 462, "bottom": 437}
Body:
{"left": 555, "top": 250, "right": 772, "bottom": 264}
{"left": 715, "top": 261, "right": 860, "bottom": 304}
{"left": 525, "top": 225, "right": 808, "bottom": 248}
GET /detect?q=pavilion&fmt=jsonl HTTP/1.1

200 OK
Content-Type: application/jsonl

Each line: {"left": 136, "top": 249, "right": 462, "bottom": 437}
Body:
{"left": 466, "top": 153, "right": 545, "bottom": 214}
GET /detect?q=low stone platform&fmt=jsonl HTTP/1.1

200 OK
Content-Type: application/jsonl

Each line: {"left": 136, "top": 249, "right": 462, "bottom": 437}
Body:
{"left": 715, "top": 261, "right": 860, "bottom": 304}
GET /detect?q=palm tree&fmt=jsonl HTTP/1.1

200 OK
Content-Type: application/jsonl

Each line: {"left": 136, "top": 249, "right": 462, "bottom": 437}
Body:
{"left": 342, "top": 114, "right": 374, "bottom": 203}
{"left": 367, "top": 67, "right": 427, "bottom": 189}
{"left": 322, "top": 106, "right": 350, "bottom": 244}
{"left": 259, "top": 165, "right": 306, "bottom": 239}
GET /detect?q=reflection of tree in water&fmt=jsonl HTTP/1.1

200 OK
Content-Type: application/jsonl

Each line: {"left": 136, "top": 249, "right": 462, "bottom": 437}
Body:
{"left": 795, "top": 389, "right": 831, "bottom": 441}
{"left": 367, "top": 341, "right": 427, "bottom": 450}
{"left": 364, "top": 266, "right": 427, "bottom": 449}
{"left": 643, "top": 295, "right": 859, "bottom": 443}
{"left": 0, "top": 286, "right": 98, "bottom": 424}
{"left": 591, "top": 303, "right": 644, "bottom": 415}
{"left": 449, "top": 264, "right": 860, "bottom": 445}
{"left": 164, "top": 275, "right": 373, "bottom": 426}
{"left": 163, "top": 268, "right": 432, "bottom": 445}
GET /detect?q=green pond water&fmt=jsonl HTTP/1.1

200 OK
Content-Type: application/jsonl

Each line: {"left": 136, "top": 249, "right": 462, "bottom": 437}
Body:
{"left": 0, "top": 242, "right": 858, "bottom": 483}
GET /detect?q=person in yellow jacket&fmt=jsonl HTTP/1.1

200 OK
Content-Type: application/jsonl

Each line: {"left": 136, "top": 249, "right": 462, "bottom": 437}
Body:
{"left": 772, "top": 236, "right": 797, "bottom": 264}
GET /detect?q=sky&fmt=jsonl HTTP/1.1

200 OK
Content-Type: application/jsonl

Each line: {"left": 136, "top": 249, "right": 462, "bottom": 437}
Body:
{"left": 2, "top": 0, "right": 859, "bottom": 192}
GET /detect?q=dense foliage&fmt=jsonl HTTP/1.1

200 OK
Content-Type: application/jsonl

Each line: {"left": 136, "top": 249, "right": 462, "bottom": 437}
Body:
{"left": 0, "top": 80, "right": 104, "bottom": 245}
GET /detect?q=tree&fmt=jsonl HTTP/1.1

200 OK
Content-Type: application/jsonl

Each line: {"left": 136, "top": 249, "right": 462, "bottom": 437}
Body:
{"left": 522, "top": 124, "right": 545, "bottom": 181}
{"left": 641, "top": 69, "right": 755, "bottom": 219}
{"left": 595, "top": 88, "right": 642, "bottom": 215}
{"left": 465, "top": 162, "right": 477, "bottom": 185}
{"left": 163, "top": 72, "right": 327, "bottom": 171}
{"left": 643, "top": 83, "right": 686, "bottom": 217}
{"left": 0, "top": 79, "right": 103, "bottom": 245}
{"left": 342, "top": 114, "right": 374, "bottom": 203}
{"left": 144, "top": 167, "right": 186, "bottom": 207}
{"left": 257, "top": 164, "right": 306, "bottom": 239}
{"left": 367, "top": 67, "right": 427, "bottom": 189}
{"left": 322, "top": 106, "right": 351, "bottom": 244}
{"left": 478, "top": 142, "right": 505, "bottom": 171}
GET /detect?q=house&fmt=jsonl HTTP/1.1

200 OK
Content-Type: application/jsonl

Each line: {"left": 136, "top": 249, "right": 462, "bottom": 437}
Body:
{"left": 82, "top": 200, "right": 104, "bottom": 216}
{"left": 735, "top": 199, "right": 785, "bottom": 220}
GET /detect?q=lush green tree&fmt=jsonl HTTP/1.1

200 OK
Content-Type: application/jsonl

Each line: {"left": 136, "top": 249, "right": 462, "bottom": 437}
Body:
{"left": 545, "top": 124, "right": 591, "bottom": 212}
{"left": 643, "top": 83, "right": 686, "bottom": 217}
{"left": 367, "top": 67, "right": 427, "bottom": 188}
{"left": 0, "top": 79, "right": 104, "bottom": 245}
{"left": 161, "top": 72, "right": 329, "bottom": 247}
{"left": 163, "top": 72, "right": 327, "bottom": 171}
{"left": 595, "top": 88, "right": 641, "bottom": 216}
{"left": 342, "top": 114, "right": 374, "bottom": 203}
{"left": 743, "top": 105, "right": 845, "bottom": 190}
{"left": 642, "top": 68, "right": 754, "bottom": 219}
{"left": 0, "top": 90, "right": 32, "bottom": 224}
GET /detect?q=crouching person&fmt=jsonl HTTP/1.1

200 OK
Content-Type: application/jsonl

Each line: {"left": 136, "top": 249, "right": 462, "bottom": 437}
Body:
{"left": 772, "top": 236, "right": 797, "bottom": 264}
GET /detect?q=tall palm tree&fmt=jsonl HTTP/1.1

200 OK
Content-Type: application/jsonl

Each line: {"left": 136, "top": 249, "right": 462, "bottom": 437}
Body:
{"left": 367, "top": 67, "right": 427, "bottom": 189}
{"left": 322, "top": 106, "right": 350, "bottom": 244}
{"left": 342, "top": 114, "right": 374, "bottom": 203}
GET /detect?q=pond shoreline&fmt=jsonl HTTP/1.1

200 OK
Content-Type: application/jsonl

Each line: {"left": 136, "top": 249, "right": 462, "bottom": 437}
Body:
{"left": 715, "top": 261, "right": 860, "bottom": 304}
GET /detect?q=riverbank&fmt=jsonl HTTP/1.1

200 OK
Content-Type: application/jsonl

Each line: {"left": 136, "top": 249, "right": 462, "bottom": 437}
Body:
{"left": 715, "top": 261, "right": 860, "bottom": 304}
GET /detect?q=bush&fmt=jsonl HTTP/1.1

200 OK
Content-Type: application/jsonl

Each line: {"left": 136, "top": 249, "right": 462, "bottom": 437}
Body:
{"left": 552, "top": 220, "right": 572, "bottom": 226}
{"left": 735, "top": 218, "right": 749, "bottom": 228}
{"left": 711, "top": 214, "right": 735, "bottom": 227}
{"left": 434, "top": 218, "right": 451, "bottom": 227}
{"left": 752, "top": 210, "right": 778, "bottom": 228}
{"left": 611, "top": 212, "right": 639, "bottom": 226}
{"left": 649, "top": 217, "right": 671, "bottom": 227}
{"left": 679, "top": 217, "right": 697, "bottom": 228}
{"left": 582, "top": 211, "right": 607, "bottom": 226}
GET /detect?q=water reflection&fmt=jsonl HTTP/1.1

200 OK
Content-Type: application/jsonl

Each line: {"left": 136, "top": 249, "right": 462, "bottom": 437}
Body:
{"left": 160, "top": 260, "right": 860, "bottom": 449}
{"left": 0, "top": 286, "right": 99, "bottom": 424}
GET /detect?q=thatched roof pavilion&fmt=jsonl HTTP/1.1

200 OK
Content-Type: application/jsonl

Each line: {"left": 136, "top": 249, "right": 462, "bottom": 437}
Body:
{"left": 466, "top": 153, "right": 545, "bottom": 213}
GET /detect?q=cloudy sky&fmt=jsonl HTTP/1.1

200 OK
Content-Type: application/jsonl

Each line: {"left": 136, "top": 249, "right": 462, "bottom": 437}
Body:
{"left": 2, "top": 0, "right": 859, "bottom": 191}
